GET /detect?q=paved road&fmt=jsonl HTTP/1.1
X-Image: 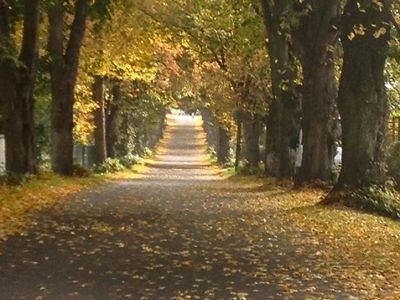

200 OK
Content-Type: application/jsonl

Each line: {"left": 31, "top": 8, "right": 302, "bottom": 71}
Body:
{"left": 0, "top": 113, "right": 357, "bottom": 299}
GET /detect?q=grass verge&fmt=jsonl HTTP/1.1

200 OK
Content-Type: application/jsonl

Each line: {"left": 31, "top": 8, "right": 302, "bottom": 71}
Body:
{"left": 226, "top": 175, "right": 400, "bottom": 297}
{"left": 0, "top": 172, "right": 107, "bottom": 241}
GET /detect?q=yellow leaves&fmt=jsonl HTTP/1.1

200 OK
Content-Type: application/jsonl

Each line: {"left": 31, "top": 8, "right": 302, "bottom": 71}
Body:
{"left": 373, "top": 27, "right": 387, "bottom": 39}
{"left": 353, "top": 24, "right": 367, "bottom": 36}
{"left": 141, "top": 244, "right": 161, "bottom": 255}
{"left": 348, "top": 23, "right": 388, "bottom": 41}
{"left": 81, "top": 0, "right": 163, "bottom": 82}
{"left": 0, "top": 174, "right": 104, "bottom": 241}
{"left": 90, "top": 221, "right": 114, "bottom": 235}
{"left": 73, "top": 91, "right": 97, "bottom": 144}
{"left": 372, "top": 0, "right": 385, "bottom": 12}
{"left": 347, "top": 31, "right": 356, "bottom": 41}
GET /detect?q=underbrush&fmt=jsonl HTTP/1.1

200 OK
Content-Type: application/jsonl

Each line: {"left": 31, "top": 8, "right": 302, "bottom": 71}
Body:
{"left": 94, "top": 158, "right": 126, "bottom": 173}
{"left": 387, "top": 142, "right": 400, "bottom": 189}
{"left": 207, "top": 147, "right": 235, "bottom": 168}
{"left": 236, "top": 160, "right": 265, "bottom": 176}
{"left": 0, "top": 172, "right": 32, "bottom": 186}
{"left": 347, "top": 185, "right": 400, "bottom": 219}
{"left": 93, "top": 151, "right": 149, "bottom": 174}
{"left": 322, "top": 182, "right": 400, "bottom": 220}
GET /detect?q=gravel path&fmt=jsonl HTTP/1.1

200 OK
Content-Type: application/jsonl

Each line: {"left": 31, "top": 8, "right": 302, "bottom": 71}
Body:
{"left": 0, "top": 113, "right": 358, "bottom": 299}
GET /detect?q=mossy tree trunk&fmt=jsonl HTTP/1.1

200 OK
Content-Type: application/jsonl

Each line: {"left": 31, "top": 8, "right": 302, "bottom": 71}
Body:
{"left": 93, "top": 76, "right": 106, "bottom": 164}
{"left": 243, "top": 113, "right": 261, "bottom": 169}
{"left": 335, "top": 0, "right": 390, "bottom": 189}
{"left": 106, "top": 81, "right": 120, "bottom": 158}
{"left": 295, "top": 0, "right": 341, "bottom": 184}
{"left": 0, "top": 0, "right": 40, "bottom": 174}
{"left": 234, "top": 118, "right": 242, "bottom": 172}
{"left": 217, "top": 125, "right": 230, "bottom": 166}
{"left": 261, "top": 0, "right": 301, "bottom": 178}
{"left": 48, "top": 0, "right": 88, "bottom": 176}
{"left": 200, "top": 108, "right": 218, "bottom": 151}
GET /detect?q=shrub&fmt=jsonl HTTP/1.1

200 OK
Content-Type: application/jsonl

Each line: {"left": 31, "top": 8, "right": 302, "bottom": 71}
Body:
{"left": 349, "top": 184, "right": 400, "bottom": 219}
{"left": 119, "top": 154, "right": 143, "bottom": 169}
{"left": 208, "top": 147, "right": 217, "bottom": 164}
{"left": 0, "top": 172, "right": 31, "bottom": 186}
{"left": 386, "top": 142, "right": 400, "bottom": 189}
{"left": 143, "top": 147, "right": 153, "bottom": 158}
{"left": 73, "top": 164, "right": 91, "bottom": 177}
{"left": 237, "top": 160, "right": 265, "bottom": 176}
{"left": 94, "top": 158, "right": 125, "bottom": 173}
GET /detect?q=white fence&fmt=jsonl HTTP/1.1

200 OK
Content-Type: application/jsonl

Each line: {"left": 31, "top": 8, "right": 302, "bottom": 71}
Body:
{"left": 0, "top": 139, "right": 96, "bottom": 173}
{"left": 0, "top": 134, "right": 5, "bottom": 173}
{"left": 73, "top": 144, "right": 96, "bottom": 169}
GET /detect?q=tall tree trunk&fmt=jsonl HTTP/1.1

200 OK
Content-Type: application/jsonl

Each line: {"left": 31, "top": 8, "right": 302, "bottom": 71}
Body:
{"left": 117, "top": 113, "right": 130, "bottom": 157}
{"left": 93, "top": 76, "right": 106, "bottom": 163}
{"left": 106, "top": 81, "right": 120, "bottom": 158}
{"left": 217, "top": 125, "right": 230, "bottom": 165}
{"left": 299, "top": 60, "right": 338, "bottom": 182}
{"left": 200, "top": 108, "right": 218, "bottom": 150}
{"left": 0, "top": 0, "right": 40, "bottom": 174}
{"left": 261, "top": 0, "right": 301, "bottom": 178}
{"left": 48, "top": 0, "right": 88, "bottom": 176}
{"left": 157, "top": 109, "right": 166, "bottom": 140}
{"left": 243, "top": 113, "right": 261, "bottom": 169}
{"left": 234, "top": 119, "right": 242, "bottom": 172}
{"left": 0, "top": 1, "right": 11, "bottom": 136}
{"left": 334, "top": 0, "right": 390, "bottom": 188}
{"left": 296, "top": 0, "right": 341, "bottom": 183}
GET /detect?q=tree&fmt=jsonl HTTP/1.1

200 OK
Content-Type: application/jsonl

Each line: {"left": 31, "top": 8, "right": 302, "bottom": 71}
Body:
{"left": 137, "top": 0, "right": 269, "bottom": 170}
{"left": 294, "top": 0, "right": 341, "bottom": 183}
{"left": 48, "top": 0, "right": 89, "bottom": 175}
{"left": 106, "top": 81, "right": 121, "bottom": 158}
{"left": 261, "top": 0, "right": 301, "bottom": 178}
{"left": 242, "top": 112, "right": 261, "bottom": 169}
{"left": 73, "top": 0, "right": 160, "bottom": 161}
{"left": 0, "top": 0, "right": 40, "bottom": 174}
{"left": 334, "top": 0, "right": 392, "bottom": 188}
{"left": 217, "top": 125, "right": 231, "bottom": 165}
{"left": 93, "top": 76, "right": 106, "bottom": 164}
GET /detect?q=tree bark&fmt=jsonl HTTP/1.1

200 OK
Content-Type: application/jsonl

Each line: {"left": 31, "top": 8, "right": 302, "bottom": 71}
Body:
{"left": 200, "top": 108, "right": 218, "bottom": 150}
{"left": 0, "top": 0, "right": 40, "bottom": 174}
{"left": 157, "top": 109, "right": 166, "bottom": 140}
{"left": 106, "top": 81, "right": 120, "bottom": 158}
{"left": 117, "top": 113, "right": 130, "bottom": 157}
{"left": 243, "top": 113, "right": 261, "bottom": 169}
{"left": 261, "top": 0, "right": 301, "bottom": 178}
{"left": 48, "top": 0, "right": 88, "bottom": 176}
{"left": 335, "top": 0, "right": 390, "bottom": 188}
{"left": 295, "top": 0, "right": 341, "bottom": 183}
{"left": 217, "top": 125, "right": 230, "bottom": 165}
{"left": 93, "top": 76, "right": 106, "bottom": 163}
{"left": 234, "top": 119, "right": 242, "bottom": 172}
{"left": 200, "top": 108, "right": 230, "bottom": 165}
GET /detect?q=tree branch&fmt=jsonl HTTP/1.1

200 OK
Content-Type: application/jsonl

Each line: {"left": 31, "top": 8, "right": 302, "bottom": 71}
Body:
{"left": 65, "top": 0, "right": 89, "bottom": 70}
{"left": 47, "top": 0, "right": 64, "bottom": 59}
{"left": 19, "top": 0, "right": 40, "bottom": 70}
